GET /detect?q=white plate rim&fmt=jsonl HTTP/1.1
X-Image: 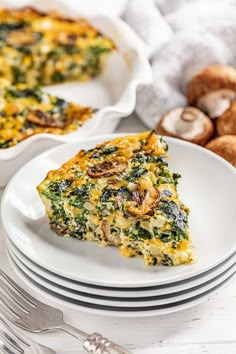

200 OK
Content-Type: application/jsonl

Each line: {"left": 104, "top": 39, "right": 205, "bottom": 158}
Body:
{"left": 7, "top": 249, "right": 236, "bottom": 318}
{"left": 6, "top": 234, "right": 236, "bottom": 298}
{"left": 8, "top": 245, "right": 236, "bottom": 308}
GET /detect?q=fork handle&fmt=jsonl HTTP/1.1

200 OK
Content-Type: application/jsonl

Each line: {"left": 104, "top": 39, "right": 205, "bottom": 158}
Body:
{"left": 83, "top": 332, "right": 132, "bottom": 354}
{"left": 58, "top": 323, "right": 132, "bottom": 353}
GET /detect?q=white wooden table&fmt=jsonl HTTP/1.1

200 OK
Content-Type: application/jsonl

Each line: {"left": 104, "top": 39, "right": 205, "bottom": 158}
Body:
{"left": 0, "top": 114, "right": 236, "bottom": 354}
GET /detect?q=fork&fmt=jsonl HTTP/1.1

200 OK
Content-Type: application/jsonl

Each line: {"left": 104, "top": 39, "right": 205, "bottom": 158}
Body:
{"left": 0, "top": 315, "right": 55, "bottom": 353}
{"left": 0, "top": 269, "right": 131, "bottom": 354}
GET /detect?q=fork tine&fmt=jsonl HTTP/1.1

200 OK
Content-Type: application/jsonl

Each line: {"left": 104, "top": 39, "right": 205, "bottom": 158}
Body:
{"left": 0, "top": 340, "right": 15, "bottom": 354}
{"left": 0, "top": 293, "right": 24, "bottom": 319}
{"left": 0, "top": 299, "right": 43, "bottom": 333}
{"left": 0, "top": 316, "right": 29, "bottom": 348}
{"left": 0, "top": 301, "right": 19, "bottom": 323}
{"left": 0, "top": 300, "right": 51, "bottom": 333}
{"left": 0, "top": 269, "right": 54, "bottom": 313}
{"left": 0, "top": 329, "right": 22, "bottom": 353}
{"left": 0, "top": 279, "right": 31, "bottom": 313}
{"left": 0, "top": 270, "right": 36, "bottom": 307}
{"left": 0, "top": 320, "right": 56, "bottom": 354}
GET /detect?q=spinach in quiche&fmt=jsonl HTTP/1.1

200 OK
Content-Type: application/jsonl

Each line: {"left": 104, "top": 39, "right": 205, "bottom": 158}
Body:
{"left": 38, "top": 131, "right": 194, "bottom": 266}
{"left": 0, "top": 7, "right": 114, "bottom": 86}
{"left": 0, "top": 81, "right": 93, "bottom": 148}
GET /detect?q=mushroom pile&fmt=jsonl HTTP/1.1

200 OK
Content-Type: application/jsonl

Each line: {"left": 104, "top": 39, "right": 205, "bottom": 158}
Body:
{"left": 156, "top": 64, "right": 236, "bottom": 167}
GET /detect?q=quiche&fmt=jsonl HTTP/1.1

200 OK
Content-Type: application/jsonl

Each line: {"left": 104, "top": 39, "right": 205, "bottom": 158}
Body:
{"left": 0, "top": 80, "right": 92, "bottom": 148}
{"left": 0, "top": 7, "right": 115, "bottom": 148}
{"left": 0, "top": 7, "right": 115, "bottom": 86}
{"left": 37, "top": 131, "right": 194, "bottom": 266}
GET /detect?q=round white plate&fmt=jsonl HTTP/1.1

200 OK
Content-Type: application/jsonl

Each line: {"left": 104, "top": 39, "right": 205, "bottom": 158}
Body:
{"left": 8, "top": 249, "right": 236, "bottom": 318}
{"left": 8, "top": 245, "right": 236, "bottom": 308}
{"left": 2, "top": 135, "right": 236, "bottom": 287}
{"left": 7, "top": 235, "right": 236, "bottom": 298}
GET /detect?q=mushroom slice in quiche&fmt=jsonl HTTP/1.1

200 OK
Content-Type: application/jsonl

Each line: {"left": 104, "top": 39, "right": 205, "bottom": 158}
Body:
{"left": 0, "top": 81, "right": 93, "bottom": 148}
{"left": 37, "top": 131, "right": 194, "bottom": 266}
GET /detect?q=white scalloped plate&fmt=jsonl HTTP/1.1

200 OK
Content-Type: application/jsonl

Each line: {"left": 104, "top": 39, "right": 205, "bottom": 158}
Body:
{"left": 2, "top": 135, "right": 236, "bottom": 288}
{"left": 3, "top": 0, "right": 128, "bottom": 18}
{"left": 0, "top": 1, "right": 151, "bottom": 186}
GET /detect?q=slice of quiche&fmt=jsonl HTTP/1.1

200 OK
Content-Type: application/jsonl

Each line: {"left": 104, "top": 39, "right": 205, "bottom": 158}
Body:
{"left": 0, "top": 80, "right": 92, "bottom": 148}
{"left": 37, "top": 131, "right": 194, "bottom": 266}
{"left": 0, "top": 7, "right": 115, "bottom": 86}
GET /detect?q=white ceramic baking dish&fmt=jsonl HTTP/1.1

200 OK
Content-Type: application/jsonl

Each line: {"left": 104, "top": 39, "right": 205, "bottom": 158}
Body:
{"left": 0, "top": 0, "right": 152, "bottom": 187}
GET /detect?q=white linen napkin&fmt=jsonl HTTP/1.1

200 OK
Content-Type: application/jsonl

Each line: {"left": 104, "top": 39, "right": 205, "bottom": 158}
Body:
{"left": 123, "top": 0, "right": 236, "bottom": 129}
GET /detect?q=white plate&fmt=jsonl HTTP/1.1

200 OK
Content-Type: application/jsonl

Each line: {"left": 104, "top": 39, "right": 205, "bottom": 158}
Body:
{"left": 0, "top": 2, "right": 151, "bottom": 186}
{"left": 8, "top": 249, "right": 236, "bottom": 318}
{"left": 2, "top": 134, "right": 236, "bottom": 287}
{"left": 7, "top": 235, "right": 236, "bottom": 298}
{"left": 8, "top": 244, "right": 236, "bottom": 308}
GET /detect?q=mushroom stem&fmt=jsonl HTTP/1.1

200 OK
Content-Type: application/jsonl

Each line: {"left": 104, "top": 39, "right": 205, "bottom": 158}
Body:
{"left": 197, "top": 89, "right": 236, "bottom": 118}
{"left": 156, "top": 107, "right": 214, "bottom": 146}
{"left": 175, "top": 107, "right": 197, "bottom": 134}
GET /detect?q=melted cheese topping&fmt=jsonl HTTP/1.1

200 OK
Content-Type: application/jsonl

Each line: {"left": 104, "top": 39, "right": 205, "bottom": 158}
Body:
{"left": 38, "top": 131, "right": 194, "bottom": 266}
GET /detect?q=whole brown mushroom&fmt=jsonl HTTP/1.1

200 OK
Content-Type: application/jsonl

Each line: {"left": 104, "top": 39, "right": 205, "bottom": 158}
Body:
{"left": 186, "top": 65, "right": 236, "bottom": 118}
{"left": 156, "top": 106, "right": 214, "bottom": 146}
{"left": 205, "top": 135, "right": 236, "bottom": 167}
{"left": 216, "top": 101, "right": 236, "bottom": 136}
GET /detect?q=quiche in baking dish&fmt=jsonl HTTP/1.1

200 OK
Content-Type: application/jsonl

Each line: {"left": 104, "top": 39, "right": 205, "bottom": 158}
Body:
{"left": 37, "top": 131, "right": 194, "bottom": 266}
{"left": 0, "top": 7, "right": 115, "bottom": 148}
{"left": 0, "top": 7, "right": 114, "bottom": 85}
{"left": 0, "top": 80, "right": 92, "bottom": 148}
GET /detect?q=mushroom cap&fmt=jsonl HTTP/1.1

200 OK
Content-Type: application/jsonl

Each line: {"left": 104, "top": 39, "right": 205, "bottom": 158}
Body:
{"left": 186, "top": 65, "right": 236, "bottom": 106}
{"left": 156, "top": 106, "right": 214, "bottom": 146}
{"left": 216, "top": 101, "right": 236, "bottom": 136}
{"left": 205, "top": 135, "right": 236, "bottom": 167}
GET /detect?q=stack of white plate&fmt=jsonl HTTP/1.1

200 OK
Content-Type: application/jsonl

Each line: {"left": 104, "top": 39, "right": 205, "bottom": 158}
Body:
{"left": 2, "top": 135, "right": 236, "bottom": 317}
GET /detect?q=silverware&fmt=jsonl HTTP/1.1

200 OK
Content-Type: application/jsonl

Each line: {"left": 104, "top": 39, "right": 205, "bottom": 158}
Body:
{"left": 0, "top": 315, "right": 55, "bottom": 353}
{"left": 0, "top": 269, "right": 132, "bottom": 354}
